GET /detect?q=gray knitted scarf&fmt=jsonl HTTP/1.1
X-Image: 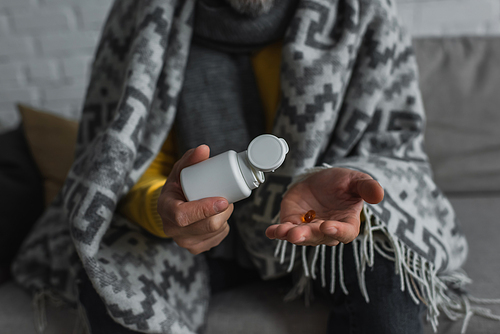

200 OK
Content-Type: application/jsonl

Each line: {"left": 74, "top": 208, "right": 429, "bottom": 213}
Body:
{"left": 13, "top": 0, "right": 486, "bottom": 333}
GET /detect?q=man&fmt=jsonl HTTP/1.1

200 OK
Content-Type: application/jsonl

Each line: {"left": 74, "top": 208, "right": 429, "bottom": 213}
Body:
{"left": 13, "top": 0, "right": 469, "bottom": 333}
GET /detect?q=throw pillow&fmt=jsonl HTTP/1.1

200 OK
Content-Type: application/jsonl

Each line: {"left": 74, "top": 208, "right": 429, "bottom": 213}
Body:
{"left": 17, "top": 104, "right": 78, "bottom": 206}
{"left": 414, "top": 37, "right": 500, "bottom": 194}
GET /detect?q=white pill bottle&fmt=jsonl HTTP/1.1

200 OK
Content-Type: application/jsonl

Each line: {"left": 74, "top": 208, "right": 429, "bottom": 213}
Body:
{"left": 180, "top": 134, "right": 289, "bottom": 203}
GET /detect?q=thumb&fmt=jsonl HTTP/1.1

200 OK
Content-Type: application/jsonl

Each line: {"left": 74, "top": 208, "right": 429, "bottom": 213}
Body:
{"left": 353, "top": 178, "right": 384, "bottom": 204}
{"left": 176, "top": 197, "right": 229, "bottom": 225}
{"left": 179, "top": 144, "right": 210, "bottom": 169}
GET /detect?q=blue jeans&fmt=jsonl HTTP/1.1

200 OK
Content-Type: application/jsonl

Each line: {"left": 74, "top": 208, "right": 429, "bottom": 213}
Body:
{"left": 314, "top": 242, "right": 426, "bottom": 334}
{"left": 78, "top": 244, "right": 425, "bottom": 334}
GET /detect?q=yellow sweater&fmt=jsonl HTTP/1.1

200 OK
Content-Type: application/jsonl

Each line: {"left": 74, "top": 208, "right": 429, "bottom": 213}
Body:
{"left": 117, "top": 41, "right": 282, "bottom": 237}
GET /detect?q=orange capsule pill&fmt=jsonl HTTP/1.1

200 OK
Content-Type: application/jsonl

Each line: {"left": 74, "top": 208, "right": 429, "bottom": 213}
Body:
{"left": 301, "top": 210, "right": 316, "bottom": 223}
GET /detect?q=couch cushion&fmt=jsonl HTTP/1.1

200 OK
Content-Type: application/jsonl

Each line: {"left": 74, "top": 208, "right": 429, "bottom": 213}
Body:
{"left": 423, "top": 196, "right": 500, "bottom": 334}
{"left": 413, "top": 37, "right": 500, "bottom": 194}
{"left": 0, "top": 281, "right": 76, "bottom": 334}
{"left": 17, "top": 104, "right": 78, "bottom": 206}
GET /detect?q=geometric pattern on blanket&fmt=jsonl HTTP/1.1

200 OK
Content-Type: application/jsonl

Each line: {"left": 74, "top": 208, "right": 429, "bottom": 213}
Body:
{"left": 12, "top": 0, "right": 471, "bottom": 333}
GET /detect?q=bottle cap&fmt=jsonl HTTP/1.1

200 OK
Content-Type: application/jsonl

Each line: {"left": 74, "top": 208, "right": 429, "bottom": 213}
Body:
{"left": 237, "top": 151, "right": 264, "bottom": 190}
{"left": 247, "top": 134, "right": 289, "bottom": 172}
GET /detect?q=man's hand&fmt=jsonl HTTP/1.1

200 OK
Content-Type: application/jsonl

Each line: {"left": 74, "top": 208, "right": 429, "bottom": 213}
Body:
{"left": 157, "top": 145, "right": 233, "bottom": 254}
{"left": 265, "top": 168, "right": 384, "bottom": 247}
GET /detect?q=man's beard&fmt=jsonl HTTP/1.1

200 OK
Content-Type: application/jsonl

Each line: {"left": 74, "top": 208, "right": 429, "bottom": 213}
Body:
{"left": 225, "top": 0, "right": 276, "bottom": 16}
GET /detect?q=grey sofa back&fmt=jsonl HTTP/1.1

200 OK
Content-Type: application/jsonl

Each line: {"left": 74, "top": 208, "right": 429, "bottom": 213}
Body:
{"left": 414, "top": 37, "right": 500, "bottom": 195}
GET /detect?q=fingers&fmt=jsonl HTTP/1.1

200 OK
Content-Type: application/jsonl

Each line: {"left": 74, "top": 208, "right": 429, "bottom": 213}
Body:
{"left": 266, "top": 222, "right": 340, "bottom": 247}
{"left": 175, "top": 222, "right": 230, "bottom": 255}
{"left": 169, "top": 145, "right": 211, "bottom": 183}
{"left": 158, "top": 194, "right": 229, "bottom": 230}
{"left": 265, "top": 168, "right": 382, "bottom": 247}
{"left": 265, "top": 222, "right": 294, "bottom": 239}
{"left": 156, "top": 144, "right": 233, "bottom": 254}
{"left": 353, "top": 178, "right": 384, "bottom": 204}
{"left": 161, "top": 198, "right": 232, "bottom": 234}
{"left": 185, "top": 204, "right": 234, "bottom": 235}
{"left": 266, "top": 218, "right": 359, "bottom": 247}
{"left": 349, "top": 171, "right": 384, "bottom": 204}
{"left": 169, "top": 197, "right": 229, "bottom": 227}
{"left": 168, "top": 206, "right": 233, "bottom": 254}
{"left": 320, "top": 219, "right": 360, "bottom": 244}
{"left": 158, "top": 143, "right": 231, "bottom": 229}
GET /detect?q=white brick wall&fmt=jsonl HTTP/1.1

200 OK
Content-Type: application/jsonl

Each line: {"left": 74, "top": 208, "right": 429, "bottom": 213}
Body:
{"left": 0, "top": 0, "right": 499, "bottom": 132}
{"left": 11, "top": 7, "right": 75, "bottom": 33}
{"left": 0, "top": 0, "right": 112, "bottom": 131}
{"left": 397, "top": 0, "right": 500, "bottom": 36}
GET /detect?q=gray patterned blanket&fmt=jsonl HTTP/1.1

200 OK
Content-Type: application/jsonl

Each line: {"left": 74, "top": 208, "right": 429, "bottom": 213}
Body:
{"left": 13, "top": 0, "right": 484, "bottom": 333}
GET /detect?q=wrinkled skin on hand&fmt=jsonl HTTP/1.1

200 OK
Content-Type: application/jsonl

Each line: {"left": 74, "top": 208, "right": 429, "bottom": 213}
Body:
{"left": 157, "top": 145, "right": 234, "bottom": 255}
{"left": 266, "top": 168, "right": 384, "bottom": 247}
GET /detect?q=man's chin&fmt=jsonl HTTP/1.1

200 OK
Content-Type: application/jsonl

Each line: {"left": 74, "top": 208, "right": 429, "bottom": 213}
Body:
{"left": 224, "top": 0, "right": 276, "bottom": 17}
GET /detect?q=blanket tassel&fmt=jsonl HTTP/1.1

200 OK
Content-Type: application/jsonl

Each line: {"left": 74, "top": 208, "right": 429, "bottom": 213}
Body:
{"left": 274, "top": 205, "right": 500, "bottom": 333}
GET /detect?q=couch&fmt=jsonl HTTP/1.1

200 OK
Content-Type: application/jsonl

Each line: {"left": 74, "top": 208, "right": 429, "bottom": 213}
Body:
{"left": 1, "top": 36, "right": 499, "bottom": 334}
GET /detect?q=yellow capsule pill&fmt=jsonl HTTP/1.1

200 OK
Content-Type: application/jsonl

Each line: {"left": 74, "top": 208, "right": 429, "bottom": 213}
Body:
{"left": 301, "top": 210, "right": 316, "bottom": 223}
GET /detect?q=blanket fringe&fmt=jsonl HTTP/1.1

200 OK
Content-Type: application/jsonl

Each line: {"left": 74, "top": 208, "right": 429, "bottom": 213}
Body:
{"left": 33, "top": 290, "right": 47, "bottom": 333}
{"left": 32, "top": 289, "right": 88, "bottom": 334}
{"left": 73, "top": 301, "right": 91, "bottom": 334}
{"left": 274, "top": 204, "right": 500, "bottom": 333}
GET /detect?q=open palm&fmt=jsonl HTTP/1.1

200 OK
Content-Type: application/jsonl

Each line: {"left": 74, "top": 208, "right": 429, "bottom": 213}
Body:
{"left": 266, "top": 168, "right": 384, "bottom": 246}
